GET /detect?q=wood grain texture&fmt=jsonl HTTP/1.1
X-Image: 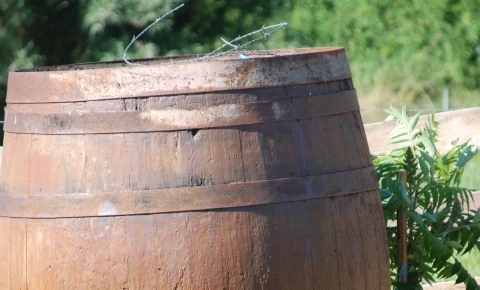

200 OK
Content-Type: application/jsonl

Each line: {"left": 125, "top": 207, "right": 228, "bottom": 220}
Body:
{"left": 10, "top": 218, "right": 27, "bottom": 290}
{"left": 0, "top": 217, "right": 12, "bottom": 290}
{"left": 0, "top": 133, "right": 16, "bottom": 194}
{"left": 0, "top": 49, "right": 390, "bottom": 289}
{"left": 1, "top": 197, "right": 390, "bottom": 289}
{"left": 360, "top": 190, "right": 391, "bottom": 290}
{"left": 7, "top": 48, "right": 351, "bottom": 103}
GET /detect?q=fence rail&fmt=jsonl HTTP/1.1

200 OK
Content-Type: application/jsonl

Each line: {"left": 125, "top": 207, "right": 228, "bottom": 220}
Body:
{"left": 364, "top": 107, "right": 480, "bottom": 210}
{"left": 364, "top": 107, "right": 480, "bottom": 155}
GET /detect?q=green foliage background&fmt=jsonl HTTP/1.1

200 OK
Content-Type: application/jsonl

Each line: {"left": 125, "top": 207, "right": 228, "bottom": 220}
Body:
{"left": 1, "top": 0, "right": 480, "bottom": 123}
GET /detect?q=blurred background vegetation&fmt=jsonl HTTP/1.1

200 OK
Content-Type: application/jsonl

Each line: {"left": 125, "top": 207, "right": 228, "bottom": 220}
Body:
{"left": 1, "top": 0, "right": 479, "bottom": 124}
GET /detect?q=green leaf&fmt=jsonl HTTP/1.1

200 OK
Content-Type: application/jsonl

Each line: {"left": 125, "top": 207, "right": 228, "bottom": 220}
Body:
{"left": 431, "top": 186, "right": 439, "bottom": 210}
{"left": 385, "top": 114, "right": 395, "bottom": 122}
{"left": 401, "top": 106, "right": 409, "bottom": 124}
{"left": 465, "top": 277, "right": 479, "bottom": 290}
{"left": 456, "top": 144, "right": 478, "bottom": 168}
{"left": 422, "top": 189, "right": 431, "bottom": 208}
{"left": 390, "top": 136, "right": 412, "bottom": 144}
{"left": 462, "top": 226, "right": 480, "bottom": 254}
{"left": 408, "top": 112, "right": 420, "bottom": 133}
{"left": 473, "top": 209, "right": 480, "bottom": 224}
{"left": 387, "top": 104, "right": 403, "bottom": 120}
{"left": 418, "top": 148, "right": 435, "bottom": 166}
{"left": 389, "top": 127, "right": 408, "bottom": 139}
{"left": 407, "top": 211, "right": 424, "bottom": 227}
{"left": 460, "top": 228, "right": 471, "bottom": 251}
{"left": 422, "top": 139, "right": 437, "bottom": 157}
{"left": 387, "top": 196, "right": 403, "bottom": 211}
{"left": 418, "top": 156, "right": 430, "bottom": 177}
{"left": 452, "top": 261, "right": 462, "bottom": 274}
{"left": 399, "top": 182, "right": 412, "bottom": 206}
{"left": 455, "top": 268, "right": 469, "bottom": 284}
{"left": 431, "top": 237, "right": 448, "bottom": 259}
{"left": 422, "top": 212, "right": 436, "bottom": 222}
{"left": 445, "top": 240, "right": 464, "bottom": 250}
{"left": 380, "top": 188, "right": 391, "bottom": 200}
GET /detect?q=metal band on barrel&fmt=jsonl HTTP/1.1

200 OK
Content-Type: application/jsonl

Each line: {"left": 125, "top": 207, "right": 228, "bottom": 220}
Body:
{"left": 0, "top": 166, "right": 377, "bottom": 218}
{"left": 4, "top": 89, "right": 358, "bottom": 134}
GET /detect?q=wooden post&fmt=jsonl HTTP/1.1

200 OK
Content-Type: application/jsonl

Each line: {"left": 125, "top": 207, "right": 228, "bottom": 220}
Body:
{"left": 397, "top": 170, "right": 408, "bottom": 283}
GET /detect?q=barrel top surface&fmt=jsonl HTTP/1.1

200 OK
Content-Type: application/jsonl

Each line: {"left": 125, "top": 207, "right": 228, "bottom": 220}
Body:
{"left": 6, "top": 47, "right": 351, "bottom": 103}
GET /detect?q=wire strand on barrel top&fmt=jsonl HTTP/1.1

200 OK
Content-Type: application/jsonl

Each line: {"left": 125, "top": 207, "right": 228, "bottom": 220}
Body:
{"left": 123, "top": 4, "right": 185, "bottom": 66}
{"left": 123, "top": 4, "right": 287, "bottom": 66}
{"left": 190, "top": 22, "right": 287, "bottom": 63}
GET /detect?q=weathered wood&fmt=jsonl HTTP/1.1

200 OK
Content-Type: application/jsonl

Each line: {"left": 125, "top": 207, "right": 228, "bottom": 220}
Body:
{"left": 10, "top": 218, "right": 27, "bottom": 290}
{"left": 271, "top": 201, "right": 314, "bottom": 288}
{"left": 0, "top": 133, "right": 15, "bottom": 193}
{"left": 357, "top": 190, "right": 392, "bottom": 290}
{"left": 7, "top": 48, "right": 352, "bottom": 103}
{"left": 0, "top": 48, "right": 389, "bottom": 289}
{"left": 307, "top": 197, "right": 341, "bottom": 289}
{"left": 0, "top": 217, "right": 11, "bottom": 290}
{"left": 365, "top": 107, "right": 480, "bottom": 154}
{"left": 4, "top": 89, "right": 359, "bottom": 134}
{"left": 332, "top": 194, "right": 368, "bottom": 289}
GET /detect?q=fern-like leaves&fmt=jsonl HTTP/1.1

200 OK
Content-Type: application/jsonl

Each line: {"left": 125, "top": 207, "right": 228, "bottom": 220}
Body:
{"left": 372, "top": 105, "right": 480, "bottom": 289}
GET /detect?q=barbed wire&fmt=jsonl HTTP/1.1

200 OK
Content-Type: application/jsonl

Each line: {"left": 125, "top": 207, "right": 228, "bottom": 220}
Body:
{"left": 123, "top": 3, "right": 287, "bottom": 66}
{"left": 187, "top": 22, "right": 287, "bottom": 63}
{"left": 123, "top": 4, "right": 185, "bottom": 66}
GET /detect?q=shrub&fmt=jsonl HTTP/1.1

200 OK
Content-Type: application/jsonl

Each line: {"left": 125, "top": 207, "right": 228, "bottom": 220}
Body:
{"left": 372, "top": 106, "right": 480, "bottom": 290}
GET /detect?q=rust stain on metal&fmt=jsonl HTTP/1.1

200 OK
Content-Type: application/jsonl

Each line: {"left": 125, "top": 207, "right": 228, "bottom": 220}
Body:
{"left": 0, "top": 166, "right": 377, "bottom": 218}
{"left": 4, "top": 89, "right": 359, "bottom": 134}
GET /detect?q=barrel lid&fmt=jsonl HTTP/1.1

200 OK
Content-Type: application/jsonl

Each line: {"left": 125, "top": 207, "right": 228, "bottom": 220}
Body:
{"left": 6, "top": 47, "right": 351, "bottom": 104}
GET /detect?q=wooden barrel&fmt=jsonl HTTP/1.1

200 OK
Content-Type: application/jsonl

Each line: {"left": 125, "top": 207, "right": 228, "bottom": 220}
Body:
{"left": 0, "top": 48, "right": 390, "bottom": 289}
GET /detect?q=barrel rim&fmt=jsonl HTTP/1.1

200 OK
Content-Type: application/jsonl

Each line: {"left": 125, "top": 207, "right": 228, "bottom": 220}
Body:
{"left": 13, "top": 47, "right": 346, "bottom": 73}
{"left": 6, "top": 47, "right": 352, "bottom": 103}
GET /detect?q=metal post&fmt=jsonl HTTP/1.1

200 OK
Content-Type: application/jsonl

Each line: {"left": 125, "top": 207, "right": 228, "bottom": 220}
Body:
{"left": 442, "top": 88, "right": 449, "bottom": 111}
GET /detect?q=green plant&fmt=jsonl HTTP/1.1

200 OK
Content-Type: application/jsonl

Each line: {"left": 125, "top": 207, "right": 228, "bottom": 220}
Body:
{"left": 372, "top": 105, "right": 480, "bottom": 290}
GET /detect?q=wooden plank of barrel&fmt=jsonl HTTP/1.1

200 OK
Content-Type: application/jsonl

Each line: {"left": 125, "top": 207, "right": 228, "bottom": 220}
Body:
{"left": 0, "top": 47, "right": 390, "bottom": 289}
